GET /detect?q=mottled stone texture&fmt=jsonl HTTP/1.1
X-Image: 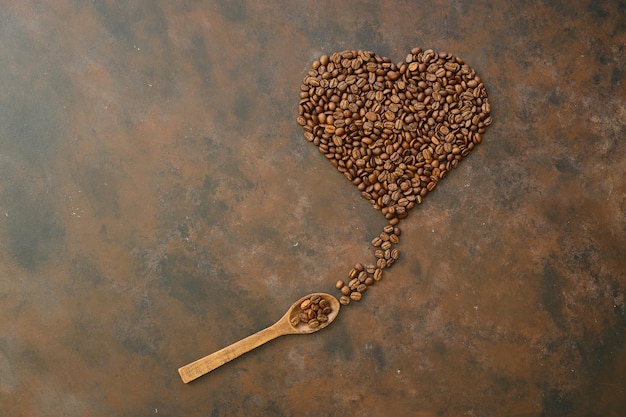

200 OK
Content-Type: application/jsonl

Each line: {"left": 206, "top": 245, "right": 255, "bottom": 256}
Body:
{"left": 0, "top": 1, "right": 624, "bottom": 416}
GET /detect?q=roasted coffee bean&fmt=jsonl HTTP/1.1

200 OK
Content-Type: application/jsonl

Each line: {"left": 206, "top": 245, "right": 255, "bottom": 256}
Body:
{"left": 348, "top": 278, "right": 359, "bottom": 290}
{"left": 340, "top": 295, "right": 350, "bottom": 305}
{"left": 357, "top": 283, "right": 367, "bottom": 293}
{"left": 300, "top": 299, "right": 311, "bottom": 310}
{"left": 308, "top": 319, "right": 320, "bottom": 328}
{"left": 350, "top": 291, "right": 362, "bottom": 301}
{"left": 336, "top": 280, "right": 345, "bottom": 289}
{"left": 381, "top": 241, "right": 392, "bottom": 250}
{"left": 374, "top": 268, "right": 383, "bottom": 281}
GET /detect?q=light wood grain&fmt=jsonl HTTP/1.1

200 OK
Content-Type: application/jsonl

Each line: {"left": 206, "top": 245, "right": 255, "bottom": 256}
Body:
{"left": 178, "top": 293, "right": 340, "bottom": 383}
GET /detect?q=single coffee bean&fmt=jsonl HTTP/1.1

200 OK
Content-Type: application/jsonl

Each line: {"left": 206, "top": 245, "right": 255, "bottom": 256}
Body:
{"left": 336, "top": 280, "right": 345, "bottom": 289}
{"left": 340, "top": 295, "right": 350, "bottom": 305}
{"left": 365, "top": 276, "right": 375, "bottom": 286}
{"left": 381, "top": 241, "right": 392, "bottom": 250}
{"left": 357, "top": 283, "right": 367, "bottom": 293}
{"left": 350, "top": 291, "right": 362, "bottom": 301}
{"left": 374, "top": 268, "right": 383, "bottom": 281}
{"left": 349, "top": 277, "right": 360, "bottom": 288}
{"left": 308, "top": 319, "right": 320, "bottom": 328}
{"left": 300, "top": 299, "right": 311, "bottom": 310}
{"left": 341, "top": 285, "right": 351, "bottom": 296}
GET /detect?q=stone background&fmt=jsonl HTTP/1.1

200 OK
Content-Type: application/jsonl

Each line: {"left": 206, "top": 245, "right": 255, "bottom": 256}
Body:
{"left": 1, "top": 1, "right": 624, "bottom": 416}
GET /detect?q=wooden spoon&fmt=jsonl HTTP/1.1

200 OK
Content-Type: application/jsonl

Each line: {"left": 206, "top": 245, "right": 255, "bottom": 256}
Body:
{"left": 178, "top": 292, "right": 341, "bottom": 383}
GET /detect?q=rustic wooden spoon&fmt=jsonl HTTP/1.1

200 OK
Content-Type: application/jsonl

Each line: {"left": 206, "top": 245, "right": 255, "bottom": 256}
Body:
{"left": 178, "top": 292, "right": 341, "bottom": 383}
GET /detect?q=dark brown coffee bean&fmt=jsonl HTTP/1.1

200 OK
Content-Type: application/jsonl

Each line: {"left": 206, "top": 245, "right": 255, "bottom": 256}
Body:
{"left": 357, "top": 283, "right": 367, "bottom": 293}
{"left": 341, "top": 285, "right": 351, "bottom": 296}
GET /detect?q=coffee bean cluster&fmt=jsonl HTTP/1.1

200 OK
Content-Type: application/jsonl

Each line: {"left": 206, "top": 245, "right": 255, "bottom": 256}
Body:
{"left": 290, "top": 294, "right": 333, "bottom": 328}
{"left": 297, "top": 48, "right": 492, "bottom": 223}
{"left": 334, "top": 224, "right": 401, "bottom": 306}
{"left": 298, "top": 48, "right": 491, "bottom": 304}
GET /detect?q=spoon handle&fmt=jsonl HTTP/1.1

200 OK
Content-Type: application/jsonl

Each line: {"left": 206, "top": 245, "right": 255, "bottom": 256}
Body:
{"left": 178, "top": 321, "right": 289, "bottom": 383}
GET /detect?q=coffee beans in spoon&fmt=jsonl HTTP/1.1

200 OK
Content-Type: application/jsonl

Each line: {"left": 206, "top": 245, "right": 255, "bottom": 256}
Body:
{"left": 297, "top": 48, "right": 492, "bottom": 304}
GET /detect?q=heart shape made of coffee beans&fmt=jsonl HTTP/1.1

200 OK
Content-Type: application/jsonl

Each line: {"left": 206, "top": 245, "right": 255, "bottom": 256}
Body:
{"left": 297, "top": 48, "right": 492, "bottom": 223}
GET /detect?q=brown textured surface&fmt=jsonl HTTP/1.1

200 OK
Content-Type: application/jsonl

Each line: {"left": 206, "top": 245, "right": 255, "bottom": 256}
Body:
{"left": 1, "top": 1, "right": 625, "bottom": 416}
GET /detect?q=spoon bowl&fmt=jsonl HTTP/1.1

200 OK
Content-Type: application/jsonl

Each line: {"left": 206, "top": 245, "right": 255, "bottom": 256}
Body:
{"left": 178, "top": 292, "right": 340, "bottom": 383}
{"left": 286, "top": 292, "right": 341, "bottom": 334}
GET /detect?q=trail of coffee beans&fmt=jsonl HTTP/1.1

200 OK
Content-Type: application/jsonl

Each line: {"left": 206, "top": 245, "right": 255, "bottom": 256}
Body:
{"left": 297, "top": 48, "right": 491, "bottom": 305}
